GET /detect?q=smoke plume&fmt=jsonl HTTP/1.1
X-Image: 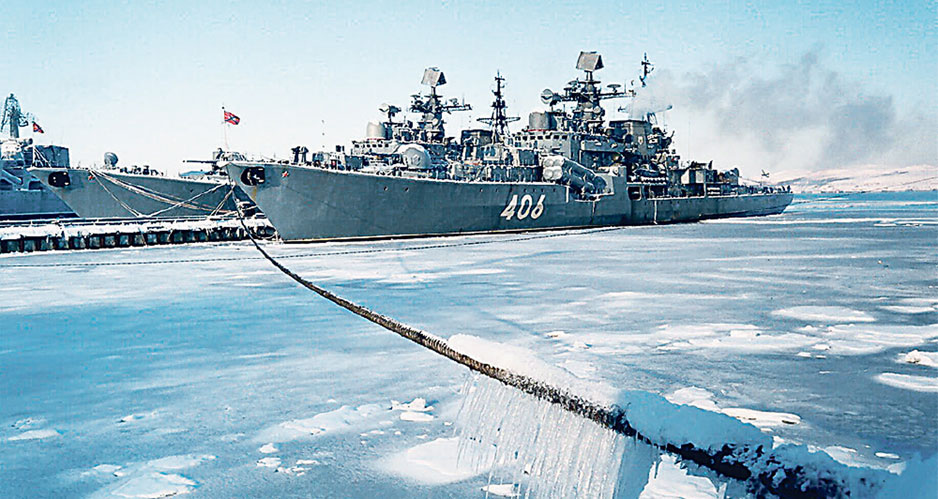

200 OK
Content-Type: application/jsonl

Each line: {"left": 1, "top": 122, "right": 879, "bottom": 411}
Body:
{"left": 630, "top": 50, "right": 937, "bottom": 176}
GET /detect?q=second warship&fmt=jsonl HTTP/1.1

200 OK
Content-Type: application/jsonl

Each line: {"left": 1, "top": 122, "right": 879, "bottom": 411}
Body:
{"left": 224, "top": 52, "right": 792, "bottom": 241}
{"left": 0, "top": 94, "right": 73, "bottom": 220}
{"left": 30, "top": 148, "right": 256, "bottom": 219}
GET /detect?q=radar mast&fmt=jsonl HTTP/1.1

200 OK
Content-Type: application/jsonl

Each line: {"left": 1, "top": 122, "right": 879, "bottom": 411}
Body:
{"left": 538, "top": 52, "right": 628, "bottom": 133}
{"left": 1, "top": 94, "right": 30, "bottom": 139}
{"left": 409, "top": 68, "right": 471, "bottom": 142}
{"left": 477, "top": 72, "right": 519, "bottom": 141}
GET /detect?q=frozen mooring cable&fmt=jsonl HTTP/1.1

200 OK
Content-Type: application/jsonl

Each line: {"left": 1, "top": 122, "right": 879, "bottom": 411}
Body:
{"left": 233, "top": 198, "right": 887, "bottom": 498}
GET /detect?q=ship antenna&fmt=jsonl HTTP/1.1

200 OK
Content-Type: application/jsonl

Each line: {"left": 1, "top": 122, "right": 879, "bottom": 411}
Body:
{"left": 639, "top": 52, "right": 654, "bottom": 87}
{"left": 1, "top": 94, "right": 30, "bottom": 139}
{"left": 477, "top": 72, "right": 519, "bottom": 141}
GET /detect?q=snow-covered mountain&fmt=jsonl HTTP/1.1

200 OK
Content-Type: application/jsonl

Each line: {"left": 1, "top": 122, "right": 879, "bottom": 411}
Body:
{"left": 770, "top": 164, "right": 936, "bottom": 193}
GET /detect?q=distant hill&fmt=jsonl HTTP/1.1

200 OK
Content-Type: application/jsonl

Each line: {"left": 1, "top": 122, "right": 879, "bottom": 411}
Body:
{"left": 770, "top": 164, "right": 937, "bottom": 193}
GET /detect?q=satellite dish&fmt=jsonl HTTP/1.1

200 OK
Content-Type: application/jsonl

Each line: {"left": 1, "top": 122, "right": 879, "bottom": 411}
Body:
{"left": 103, "top": 152, "right": 119, "bottom": 167}
{"left": 608, "top": 84, "right": 621, "bottom": 92}
{"left": 378, "top": 103, "right": 390, "bottom": 113}
{"left": 541, "top": 89, "right": 559, "bottom": 105}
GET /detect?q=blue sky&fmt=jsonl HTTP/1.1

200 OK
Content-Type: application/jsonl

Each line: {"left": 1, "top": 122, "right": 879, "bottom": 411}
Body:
{"left": 3, "top": 0, "right": 935, "bottom": 175}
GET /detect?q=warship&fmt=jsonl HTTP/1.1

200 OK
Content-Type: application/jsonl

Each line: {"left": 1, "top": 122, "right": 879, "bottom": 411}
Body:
{"left": 0, "top": 94, "right": 74, "bottom": 220}
{"left": 223, "top": 52, "right": 792, "bottom": 242}
{"left": 30, "top": 148, "right": 256, "bottom": 219}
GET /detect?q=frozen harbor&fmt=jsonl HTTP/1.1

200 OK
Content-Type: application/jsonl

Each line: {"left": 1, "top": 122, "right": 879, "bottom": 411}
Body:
{"left": 1, "top": 192, "right": 936, "bottom": 497}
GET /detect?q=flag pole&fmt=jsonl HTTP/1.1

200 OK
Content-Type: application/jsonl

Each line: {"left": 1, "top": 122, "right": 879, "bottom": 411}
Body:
{"left": 222, "top": 105, "right": 230, "bottom": 151}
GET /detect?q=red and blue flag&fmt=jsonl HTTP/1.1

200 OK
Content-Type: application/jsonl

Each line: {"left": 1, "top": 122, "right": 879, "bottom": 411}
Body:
{"left": 32, "top": 122, "right": 44, "bottom": 133}
{"left": 223, "top": 110, "right": 240, "bottom": 125}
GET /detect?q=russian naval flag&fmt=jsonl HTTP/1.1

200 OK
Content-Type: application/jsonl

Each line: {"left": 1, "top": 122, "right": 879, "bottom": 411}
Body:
{"left": 223, "top": 110, "right": 240, "bottom": 125}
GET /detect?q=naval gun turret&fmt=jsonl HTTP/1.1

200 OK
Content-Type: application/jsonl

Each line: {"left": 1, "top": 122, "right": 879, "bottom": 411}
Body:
{"left": 352, "top": 67, "right": 472, "bottom": 173}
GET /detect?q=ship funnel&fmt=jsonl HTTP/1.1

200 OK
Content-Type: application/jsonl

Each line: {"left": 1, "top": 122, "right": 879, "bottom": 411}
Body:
{"left": 366, "top": 121, "right": 388, "bottom": 139}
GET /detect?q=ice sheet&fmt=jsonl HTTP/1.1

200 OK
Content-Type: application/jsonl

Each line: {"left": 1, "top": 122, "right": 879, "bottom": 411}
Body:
{"left": 1, "top": 192, "right": 935, "bottom": 497}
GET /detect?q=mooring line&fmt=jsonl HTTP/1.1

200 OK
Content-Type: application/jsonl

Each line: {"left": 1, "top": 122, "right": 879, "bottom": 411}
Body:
{"left": 0, "top": 219, "right": 626, "bottom": 269}
{"left": 229, "top": 195, "right": 868, "bottom": 498}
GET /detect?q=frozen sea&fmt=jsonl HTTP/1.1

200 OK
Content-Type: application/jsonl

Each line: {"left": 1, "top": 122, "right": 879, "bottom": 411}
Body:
{"left": 1, "top": 191, "right": 936, "bottom": 497}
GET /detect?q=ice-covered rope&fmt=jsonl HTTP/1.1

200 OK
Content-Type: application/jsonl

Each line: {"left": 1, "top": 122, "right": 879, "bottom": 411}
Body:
{"left": 230, "top": 195, "right": 884, "bottom": 498}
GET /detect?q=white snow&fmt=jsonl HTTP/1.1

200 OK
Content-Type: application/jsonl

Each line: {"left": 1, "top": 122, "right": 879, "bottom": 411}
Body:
{"left": 258, "top": 443, "right": 278, "bottom": 454}
{"left": 802, "top": 323, "right": 938, "bottom": 355}
{"left": 391, "top": 398, "right": 433, "bottom": 412}
{"left": 380, "top": 437, "right": 489, "bottom": 485}
{"left": 773, "top": 306, "right": 876, "bottom": 323}
{"left": 256, "top": 457, "right": 281, "bottom": 468}
{"left": 400, "top": 411, "right": 434, "bottom": 422}
{"left": 665, "top": 387, "right": 721, "bottom": 412}
{"left": 90, "top": 464, "right": 123, "bottom": 475}
{"left": 8, "top": 428, "right": 60, "bottom": 441}
{"left": 144, "top": 455, "right": 215, "bottom": 471}
{"left": 618, "top": 390, "right": 770, "bottom": 451}
{"left": 639, "top": 455, "right": 726, "bottom": 498}
{"left": 256, "top": 404, "right": 389, "bottom": 443}
{"left": 111, "top": 473, "right": 196, "bottom": 498}
{"left": 91, "top": 454, "right": 215, "bottom": 498}
{"left": 666, "top": 386, "right": 803, "bottom": 430}
{"left": 481, "top": 483, "right": 520, "bottom": 497}
{"left": 721, "top": 408, "right": 802, "bottom": 428}
{"left": 875, "top": 373, "right": 938, "bottom": 392}
{"left": 900, "top": 350, "right": 938, "bottom": 368}
{"left": 0, "top": 218, "right": 270, "bottom": 244}
{"left": 3, "top": 192, "right": 935, "bottom": 497}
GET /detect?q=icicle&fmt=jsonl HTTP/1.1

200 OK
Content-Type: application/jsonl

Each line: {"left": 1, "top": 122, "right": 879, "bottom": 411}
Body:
{"left": 457, "top": 375, "right": 663, "bottom": 498}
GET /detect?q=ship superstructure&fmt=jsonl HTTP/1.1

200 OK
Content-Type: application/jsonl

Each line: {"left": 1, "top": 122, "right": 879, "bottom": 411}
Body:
{"left": 0, "top": 94, "right": 73, "bottom": 219}
{"left": 224, "top": 51, "right": 791, "bottom": 242}
{"left": 30, "top": 147, "right": 256, "bottom": 219}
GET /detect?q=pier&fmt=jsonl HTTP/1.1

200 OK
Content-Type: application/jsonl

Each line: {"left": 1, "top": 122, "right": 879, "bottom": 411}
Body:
{"left": 0, "top": 217, "right": 275, "bottom": 254}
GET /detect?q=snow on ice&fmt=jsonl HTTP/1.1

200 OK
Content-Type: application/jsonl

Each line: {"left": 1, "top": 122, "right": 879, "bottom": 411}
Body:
{"left": 1, "top": 192, "right": 935, "bottom": 497}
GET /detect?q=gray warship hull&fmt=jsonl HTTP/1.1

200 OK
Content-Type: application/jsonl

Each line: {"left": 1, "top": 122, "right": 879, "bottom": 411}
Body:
{"left": 225, "top": 162, "right": 793, "bottom": 242}
{"left": 29, "top": 168, "right": 251, "bottom": 219}
{"left": 0, "top": 187, "right": 73, "bottom": 220}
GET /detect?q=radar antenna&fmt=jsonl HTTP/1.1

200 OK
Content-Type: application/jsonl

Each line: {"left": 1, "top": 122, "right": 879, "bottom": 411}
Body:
{"left": 639, "top": 52, "right": 654, "bottom": 87}
{"left": 538, "top": 52, "right": 629, "bottom": 132}
{"left": 410, "top": 67, "right": 471, "bottom": 142}
{"left": 1, "top": 94, "right": 32, "bottom": 139}
{"left": 618, "top": 53, "right": 669, "bottom": 121}
{"left": 378, "top": 103, "right": 401, "bottom": 123}
{"left": 477, "top": 72, "right": 520, "bottom": 141}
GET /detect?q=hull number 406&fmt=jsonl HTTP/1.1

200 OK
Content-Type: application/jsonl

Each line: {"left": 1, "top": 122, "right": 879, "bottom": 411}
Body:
{"left": 501, "top": 194, "right": 545, "bottom": 220}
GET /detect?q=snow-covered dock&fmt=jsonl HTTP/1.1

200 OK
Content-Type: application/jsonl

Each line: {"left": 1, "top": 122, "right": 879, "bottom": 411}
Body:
{"left": 0, "top": 217, "right": 275, "bottom": 253}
